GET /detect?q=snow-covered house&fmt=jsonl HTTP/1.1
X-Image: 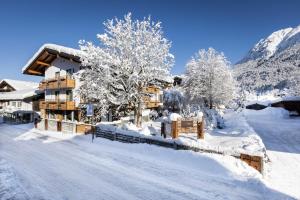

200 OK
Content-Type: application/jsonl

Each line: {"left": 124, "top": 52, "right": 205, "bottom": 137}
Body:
{"left": 22, "top": 44, "right": 83, "bottom": 126}
{"left": 22, "top": 44, "right": 171, "bottom": 131}
{"left": 0, "top": 79, "right": 42, "bottom": 123}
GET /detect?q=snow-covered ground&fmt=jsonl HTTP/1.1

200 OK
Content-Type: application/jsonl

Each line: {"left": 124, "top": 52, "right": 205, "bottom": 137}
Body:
{"left": 174, "top": 110, "right": 266, "bottom": 157}
{"left": 245, "top": 108, "right": 300, "bottom": 199}
{"left": 0, "top": 123, "right": 293, "bottom": 199}
{"left": 130, "top": 110, "right": 265, "bottom": 157}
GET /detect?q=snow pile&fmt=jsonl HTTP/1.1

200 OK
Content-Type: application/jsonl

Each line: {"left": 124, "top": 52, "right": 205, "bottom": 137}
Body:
{"left": 176, "top": 110, "right": 266, "bottom": 157}
{"left": 169, "top": 113, "right": 182, "bottom": 121}
{"left": 244, "top": 91, "right": 282, "bottom": 106}
{"left": 244, "top": 107, "right": 290, "bottom": 120}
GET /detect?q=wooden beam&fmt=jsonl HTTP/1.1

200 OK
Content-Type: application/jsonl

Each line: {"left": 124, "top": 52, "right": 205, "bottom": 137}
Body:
{"left": 27, "top": 69, "right": 43, "bottom": 75}
{"left": 36, "top": 60, "right": 50, "bottom": 67}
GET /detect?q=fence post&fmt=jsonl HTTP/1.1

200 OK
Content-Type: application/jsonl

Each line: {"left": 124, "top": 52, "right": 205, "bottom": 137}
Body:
{"left": 197, "top": 116, "right": 205, "bottom": 139}
{"left": 161, "top": 122, "right": 166, "bottom": 138}
{"left": 171, "top": 120, "right": 178, "bottom": 139}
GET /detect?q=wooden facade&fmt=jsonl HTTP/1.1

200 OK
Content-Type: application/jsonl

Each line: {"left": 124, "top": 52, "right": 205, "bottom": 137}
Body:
{"left": 142, "top": 85, "right": 163, "bottom": 109}
{"left": 39, "top": 101, "right": 76, "bottom": 111}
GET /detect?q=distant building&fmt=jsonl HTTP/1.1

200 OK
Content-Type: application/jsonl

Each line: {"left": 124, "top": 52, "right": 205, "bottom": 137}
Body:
{"left": 246, "top": 103, "right": 267, "bottom": 110}
{"left": 0, "top": 79, "right": 43, "bottom": 123}
{"left": 173, "top": 75, "right": 183, "bottom": 86}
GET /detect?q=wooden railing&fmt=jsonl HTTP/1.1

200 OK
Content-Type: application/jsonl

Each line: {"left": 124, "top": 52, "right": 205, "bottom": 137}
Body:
{"left": 39, "top": 100, "right": 76, "bottom": 110}
{"left": 144, "top": 100, "right": 161, "bottom": 108}
{"left": 142, "top": 86, "right": 160, "bottom": 94}
{"left": 39, "top": 76, "right": 75, "bottom": 90}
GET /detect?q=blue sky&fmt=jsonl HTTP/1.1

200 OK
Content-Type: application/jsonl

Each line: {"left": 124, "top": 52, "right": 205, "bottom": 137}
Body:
{"left": 0, "top": 0, "right": 300, "bottom": 82}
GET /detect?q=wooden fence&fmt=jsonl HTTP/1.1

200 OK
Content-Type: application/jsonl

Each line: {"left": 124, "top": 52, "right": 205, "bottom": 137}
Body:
{"left": 162, "top": 117, "right": 205, "bottom": 139}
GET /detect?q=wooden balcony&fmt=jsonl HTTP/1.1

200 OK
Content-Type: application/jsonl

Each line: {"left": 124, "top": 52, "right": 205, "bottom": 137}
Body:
{"left": 39, "top": 100, "right": 76, "bottom": 110}
{"left": 144, "top": 100, "right": 161, "bottom": 108}
{"left": 39, "top": 76, "right": 75, "bottom": 90}
{"left": 142, "top": 86, "right": 160, "bottom": 94}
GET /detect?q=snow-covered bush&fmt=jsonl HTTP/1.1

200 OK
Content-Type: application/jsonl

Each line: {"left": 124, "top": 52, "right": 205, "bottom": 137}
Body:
{"left": 163, "top": 88, "right": 184, "bottom": 112}
{"left": 183, "top": 48, "right": 235, "bottom": 109}
{"left": 181, "top": 104, "right": 225, "bottom": 129}
{"left": 78, "top": 13, "right": 174, "bottom": 127}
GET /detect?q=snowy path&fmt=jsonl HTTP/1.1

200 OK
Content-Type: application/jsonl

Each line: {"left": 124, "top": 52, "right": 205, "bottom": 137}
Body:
{"left": 0, "top": 124, "right": 293, "bottom": 200}
{"left": 245, "top": 110, "right": 300, "bottom": 199}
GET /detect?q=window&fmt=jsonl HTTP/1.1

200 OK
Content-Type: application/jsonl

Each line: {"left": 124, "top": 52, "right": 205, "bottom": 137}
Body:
{"left": 66, "top": 68, "right": 74, "bottom": 78}
{"left": 66, "top": 90, "right": 73, "bottom": 101}
{"left": 17, "top": 101, "right": 22, "bottom": 108}
{"left": 55, "top": 71, "right": 60, "bottom": 79}
{"left": 12, "top": 101, "right": 16, "bottom": 107}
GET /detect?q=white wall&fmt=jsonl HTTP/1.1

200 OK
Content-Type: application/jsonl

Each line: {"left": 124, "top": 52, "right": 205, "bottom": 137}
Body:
{"left": 45, "top": 58, "right": 81, "bottom": 79}
{"left": 2, "top": 100, "right": 32, "bottom": 111}
{"left": 45, "top": 89, "right": 71, "bottom": 101}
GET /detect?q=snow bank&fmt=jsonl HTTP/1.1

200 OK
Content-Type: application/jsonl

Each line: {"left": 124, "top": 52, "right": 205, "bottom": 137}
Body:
{"left": 244, "top": 107, "right": 290, "bottom": 119}
{"left": 169, "top": 113, "right": 182, "bottom": 121}
{"left": 175, "top": 110, "right": 266, "bottom": 157}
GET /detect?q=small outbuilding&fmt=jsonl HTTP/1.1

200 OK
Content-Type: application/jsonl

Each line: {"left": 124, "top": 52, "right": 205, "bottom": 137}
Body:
{"left": 246, "top": 103, "right": 267, "bottom": 110}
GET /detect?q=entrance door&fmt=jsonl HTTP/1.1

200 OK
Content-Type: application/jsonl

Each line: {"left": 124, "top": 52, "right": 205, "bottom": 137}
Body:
{"left": 57, "top": 121, "right": 62, "bottom": 132}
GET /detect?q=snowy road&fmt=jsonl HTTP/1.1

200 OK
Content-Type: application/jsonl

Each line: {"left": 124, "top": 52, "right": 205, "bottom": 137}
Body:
{"left": 245, "top": 109, "right": 300, "bottom": 199}
{"left": 0, "top": 123, "right": 293, "bottom": 200}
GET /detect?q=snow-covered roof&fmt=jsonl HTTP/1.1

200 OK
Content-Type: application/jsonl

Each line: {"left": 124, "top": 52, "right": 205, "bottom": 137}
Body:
{"left": 0, "top": 89, "right": 40, "bottom": 100}
{"left": 273, "top": 96, "right": 300, "bottom": 103}
{"left": 0, "top": 79, "right": 38, "bottom": 91}
{"left": 22, "top": 43, "right": 85, "bottom": 75}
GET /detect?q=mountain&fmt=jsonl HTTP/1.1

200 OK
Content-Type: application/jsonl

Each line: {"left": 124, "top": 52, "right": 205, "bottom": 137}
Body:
{"left": 237, "top": 27, "right": 293, "bottom": 64}
{"left": 234, "top": 25, "right": 300, "bottom": 96}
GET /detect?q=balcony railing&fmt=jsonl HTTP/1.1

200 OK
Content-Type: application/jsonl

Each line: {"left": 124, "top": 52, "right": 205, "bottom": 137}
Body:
{"left": 144, "top": 100, "right": 161, "bottom": 108}
{"left": 39, "top": 100, "right": 76, "bottom": 110}
{"left": 39, "top": 76, "right": 75, "bottom": 90}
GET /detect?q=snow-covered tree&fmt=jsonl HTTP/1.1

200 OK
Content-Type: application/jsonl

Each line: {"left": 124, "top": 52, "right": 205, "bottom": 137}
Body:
{"left": 184, "top": 48, "right": 235, "bottom": 109}
{"left": 76, "top": 69, "right": 110, "bottom": 122}
{"left": 163, "top": 88, "right": 184, "bottom": 112}
{"left": 78, "top": 13, "right": 174, "bottom": 126}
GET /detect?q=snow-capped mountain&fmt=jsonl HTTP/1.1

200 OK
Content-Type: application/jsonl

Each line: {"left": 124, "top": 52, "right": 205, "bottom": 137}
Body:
{"left": 237, "top": 25, "right": 300, "bottom": 64}
{"left": 234, "top": 24, "right": 300, "bottom": 95}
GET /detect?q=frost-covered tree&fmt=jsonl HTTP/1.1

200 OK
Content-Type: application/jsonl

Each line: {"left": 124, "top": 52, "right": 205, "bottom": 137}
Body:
{"left": 163, "top": 88, "right": 184, "bottom": 112}
{"left": 76, "top": 69, "right": 110, "bottom": 122}
{"left": 184, "top": 48, "right": 235, "bottom": 109}
{"left": 78, "top": 13, "right": 174, "bottom": 126}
